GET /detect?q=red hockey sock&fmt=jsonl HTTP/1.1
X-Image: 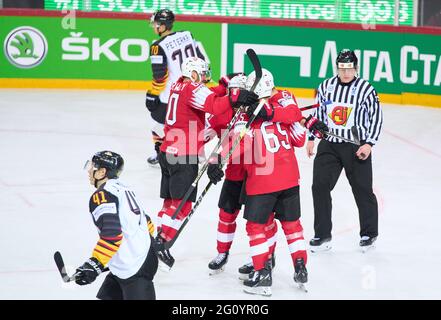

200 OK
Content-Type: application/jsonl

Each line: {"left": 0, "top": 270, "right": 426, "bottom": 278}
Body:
{"left": 216, "top": 209, "right": 239, "bottom": 253}
{"left": 281, "top": 220, "right": 307, "bottom": 265}
{"left": 265, "top": 213, "right": 278, "bottom": 257}
{"left": 246, "top": 221, "right": 269, "bottom": 271}
{"left": 157, "top": 198, "right": 172, "bottom": 231}
{"left": 160, "top": 199, "right": 192, "bottom": 242}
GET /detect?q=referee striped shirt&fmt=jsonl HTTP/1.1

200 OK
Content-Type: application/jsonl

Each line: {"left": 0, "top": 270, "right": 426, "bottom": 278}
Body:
{"left": 311, "top": 76, "right": 383, "bottom": 145}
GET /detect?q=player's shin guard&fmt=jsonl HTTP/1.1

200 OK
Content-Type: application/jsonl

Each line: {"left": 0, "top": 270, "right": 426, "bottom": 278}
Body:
{"left": 216, "top": 209, "right": 239, "bottom": 253}
{"left": 157, "top": 198, "right": 172, "bottom": 231}
{"left": 265, "top": 214, "right": 278, "bottom": 260}
{"left": 160, "top": 199, "right": 192, "bottom": 241}
{"left": 246, "top": 221, "right": 269, "bottom": 271}
{"left": 281, "top": 220, "right": 307, "bottom": 265}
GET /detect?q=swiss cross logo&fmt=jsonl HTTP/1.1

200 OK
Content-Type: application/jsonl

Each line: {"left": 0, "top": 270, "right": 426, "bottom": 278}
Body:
{"left": 328, "top": 106, "right": 353, "bottom": 126}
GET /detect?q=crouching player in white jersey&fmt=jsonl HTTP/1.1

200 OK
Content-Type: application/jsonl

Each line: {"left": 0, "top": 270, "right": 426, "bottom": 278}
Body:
{"left": 75, "top": 151, "right": 158, "bottom": 300}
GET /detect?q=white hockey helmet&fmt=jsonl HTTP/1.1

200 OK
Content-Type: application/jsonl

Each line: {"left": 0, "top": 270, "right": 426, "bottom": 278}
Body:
{"left": 181, "top": 57, "right": 211, "bottom": 83}
{"left": 228, "top": 74, "right": 247, "bottom": 90}
{"left": 246, "top": 68, "right": 274, "bottom": 98}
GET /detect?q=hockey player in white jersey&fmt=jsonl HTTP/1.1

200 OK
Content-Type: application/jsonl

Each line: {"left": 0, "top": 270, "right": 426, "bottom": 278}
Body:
{"left": 145, "top": 9, "right": 206, "bottom": 166}
{"left": 75, "top": 151, "right": 158, "bottom": 300}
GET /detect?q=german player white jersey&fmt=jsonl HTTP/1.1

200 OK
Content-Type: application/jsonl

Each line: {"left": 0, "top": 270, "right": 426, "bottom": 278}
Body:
{"left": 151, "top": 31, "right": 202, "bottom": 103}
{"left": 89, "top": 179, "right": 151, "bottom": 279}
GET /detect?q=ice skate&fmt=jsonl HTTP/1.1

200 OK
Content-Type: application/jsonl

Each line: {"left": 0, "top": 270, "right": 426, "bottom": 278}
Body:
{"left": 238, "top": 255, "right": 275, "bottom": 281}
{"left": 293, "top": 258, "right": 308, "bottom": 292}
{"left": 243, "top": 266, "right": 272, "bottom": 297}
{"left": 208, "top": 252, "right": 229, "bottom": 275}
{"left": 147, "top": 153, "right": 159, "bottom": 167}
{"left": 309, "top": 237, "right": 332, "bottom": 252}
{"left": 360, "top": 236, "right": 377, "bottom": 253}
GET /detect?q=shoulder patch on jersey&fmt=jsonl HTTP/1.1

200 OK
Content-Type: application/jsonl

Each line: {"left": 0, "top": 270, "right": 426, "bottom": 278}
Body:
{"left": 92, "top": 202, "right": 118, "bottom": 221}
{"left": 279, "top": 98, "right": 295, "bottom": 108}
{"left": 191, "top": 85, "right": 213, "bottom": 109}
{"left": 150, "top": 55, "right": 164, "bottom": 64}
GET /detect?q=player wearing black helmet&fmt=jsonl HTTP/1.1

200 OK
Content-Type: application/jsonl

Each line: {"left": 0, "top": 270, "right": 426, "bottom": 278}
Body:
{"left": 145, "top": 9, "right": 206, "bottom": 167}
{"left": 306, "top": 49, "right": 383, "bottom": 253}
{"left": 74, "top": 151, "right": 158, "bottom": 299}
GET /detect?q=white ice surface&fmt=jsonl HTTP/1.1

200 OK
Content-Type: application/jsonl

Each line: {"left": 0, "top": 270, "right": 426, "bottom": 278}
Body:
{"left": 0, "top": 89, "right": 440, "bottom": 300}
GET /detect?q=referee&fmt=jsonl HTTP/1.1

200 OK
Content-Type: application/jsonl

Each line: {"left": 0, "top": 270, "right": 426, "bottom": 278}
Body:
{"left": 306, "top": 49, "right": 383, "bottom": 252}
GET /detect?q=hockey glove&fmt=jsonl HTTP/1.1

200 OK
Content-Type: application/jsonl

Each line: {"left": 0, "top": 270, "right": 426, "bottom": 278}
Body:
{"left": 219, "top": 72, "right": 244, "bottom": 88}
{"left": 229, "top": 89, "right": 259, "bottom": 109}
{"left": 207, "top": 154, "right": 224, "bottom": 185}
{"left": 145, "top": 92, "right": 160, "bottom": 112}
{"left": 75, "top": 257, "right": 105, "bottom": 286}
{"left": 154, "top": 141, "right": 162, "bottom": 153}
{"left": 303, "top": 115, "right": 329, "bottom": 139}
{"left": 247, "top": 102, "right": 274, "bottom": 121}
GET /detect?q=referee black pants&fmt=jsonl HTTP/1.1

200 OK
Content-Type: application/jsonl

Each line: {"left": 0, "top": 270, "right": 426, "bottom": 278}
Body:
{"left": 312, "top": 140, "right": 378, "bottom": 239}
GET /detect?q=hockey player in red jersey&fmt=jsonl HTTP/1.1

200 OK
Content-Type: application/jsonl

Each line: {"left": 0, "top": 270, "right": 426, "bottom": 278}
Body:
{"left": 206, "top": 68, "right": 328, "bottom": 296}
{"left": 204, "top": 74, "right": 248, "bottom": 275}
{"left": 153, "top": 57, "right": 259, "bottom": 269}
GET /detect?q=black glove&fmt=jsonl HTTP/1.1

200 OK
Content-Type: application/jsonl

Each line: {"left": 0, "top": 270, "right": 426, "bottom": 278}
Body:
{"left": 230, "top": 89, "right": 259, "bottom": 108}
{"left": 145, "top": 92, "right": 160, "bottom": 112}
{"left": 246, "top": 102, "right": 274, "bottom": 121}
{"left": 152, "top": 234, "right": 166, "bottom": 252}
{"left": 207, "top": 154, "right": 224, "bottom": 185}
{"left": 219, "top": 72, "right": 244, "bottom": 88}
{"left": 75, "top": 257, "right": 105, "bottom": 286}
{"left": 154, "top": 141, "right": 162, "bottom": 153}
{"left": 303, "top": 115, "right": 329, "bottom": 139}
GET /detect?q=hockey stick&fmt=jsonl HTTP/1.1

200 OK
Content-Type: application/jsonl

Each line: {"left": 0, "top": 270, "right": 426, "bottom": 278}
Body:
{"left": 54, "top": 251, "right": 78, "bottom": 283}
{"left": 163, "top": 49, "right": 263, "bottom": 224}
{"left": 350, "top": 126, "right": 361, "bottom": 145}
{"left": 323, "top": 130, "right": 361, "bottom": 145}
{"left": 163, "top": 102, "right": 319, "bottom": 250}
{"left": 54, "top": 251, "right": 109, "bottom": 283}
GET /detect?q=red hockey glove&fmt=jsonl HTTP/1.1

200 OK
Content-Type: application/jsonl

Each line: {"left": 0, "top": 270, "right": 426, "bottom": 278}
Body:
{"left": 303, "top": 115, "right": 329, "bottom": 139}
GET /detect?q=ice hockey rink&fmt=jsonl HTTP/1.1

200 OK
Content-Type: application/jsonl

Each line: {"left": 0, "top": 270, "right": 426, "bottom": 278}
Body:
{"left": 0, "top": 89, "right": 440, "bottom": 300}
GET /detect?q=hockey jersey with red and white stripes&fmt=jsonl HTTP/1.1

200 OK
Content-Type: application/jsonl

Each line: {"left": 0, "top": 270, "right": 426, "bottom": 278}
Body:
{"left": 160, "top": 78, "right": 231, "bottom": 156}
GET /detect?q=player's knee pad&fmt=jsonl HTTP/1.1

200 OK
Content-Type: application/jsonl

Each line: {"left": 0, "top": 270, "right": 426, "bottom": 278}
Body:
{"left": 265, "top": 220, "right": 278, "bottom": 238}
{"left": 281, "top": 219, "right": 303, "bottom": 235}
{"left": 246, "top": 221, "right": 266, "bottom": 238}
{"left": 219, "top": 209, "right": 239, "bottom": 224}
